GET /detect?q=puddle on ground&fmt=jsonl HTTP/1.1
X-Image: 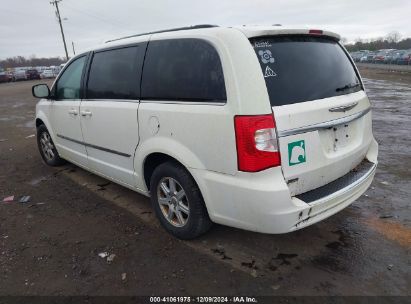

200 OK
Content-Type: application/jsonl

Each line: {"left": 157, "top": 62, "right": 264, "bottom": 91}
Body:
{"left": 0, "top": 115, "right": 27, "bottom": 122}
{"left": 23, "top": 120, "right": 35, "bottom": 128}
{"left": 12, "top": 102, "right": 27, "bottom": 108}
{"left": 28, "top": 176, "right": 49, "bottom": 186}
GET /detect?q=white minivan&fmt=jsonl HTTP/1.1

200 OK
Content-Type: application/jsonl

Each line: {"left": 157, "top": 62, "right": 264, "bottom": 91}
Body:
{"left": 32, "top": 25, "right": 378, "bottom": 239}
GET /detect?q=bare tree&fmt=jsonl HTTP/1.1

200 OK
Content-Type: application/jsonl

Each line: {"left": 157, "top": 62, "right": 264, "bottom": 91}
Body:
{"left": 386, "top": 31, "right": 402, "bottom": 43}
{"left": 0, "top": 56, "right": 66, "bottom": 69}
{"left": 340, "top": 37, "right": 348, "bottom": 45}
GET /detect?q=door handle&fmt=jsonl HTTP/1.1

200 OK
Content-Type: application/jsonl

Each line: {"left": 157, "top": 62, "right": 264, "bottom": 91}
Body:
{"left": 68, "top": 109, "right": 78, "bottom": 115}
{"left": 81, "top": 110, "right": 92, "bottom": 117}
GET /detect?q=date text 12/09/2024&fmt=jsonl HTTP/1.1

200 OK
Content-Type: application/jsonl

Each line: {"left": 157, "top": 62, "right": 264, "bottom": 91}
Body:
{"left": 149, "top": 296, "right": 258, "bottom": 303}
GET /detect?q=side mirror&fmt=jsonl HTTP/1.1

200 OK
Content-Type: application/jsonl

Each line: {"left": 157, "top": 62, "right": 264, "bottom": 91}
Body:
{"left": 32, "top": 84, "right": 50, "bottom": 99}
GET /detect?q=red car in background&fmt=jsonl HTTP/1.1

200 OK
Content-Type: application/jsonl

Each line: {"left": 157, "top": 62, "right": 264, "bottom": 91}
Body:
{"left": 0, "top": 71, "right": 10, "bottom": 83}
{"left": 26, "top": 69, "right": 41, "bottom": 80}
{"left": 397, "top": 50, "right": 411, "bottom": 65}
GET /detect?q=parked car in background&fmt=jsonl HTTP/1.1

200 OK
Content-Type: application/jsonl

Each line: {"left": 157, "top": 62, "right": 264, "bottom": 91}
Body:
{"left": 26, "top": 69, "right": 41, "bottom": 80}
{"left": 6, "top": 71, "right": 14, "bottom": 82}
{"left": 350, "top": 51, "right": 368, "bottom": 62}
{"left": 0, "top": 71, "right": 9, "bottom": 83}
{"left": 386, "top": 50, "right": 406, "bottom": 64}
{"left": 360, "top": 52, "right": 377, "bottom": 63}
{"left": 40, "top": 69, "right": 55, "bottom": 79}
{"left": 373, "top": 49, "right": 396, "bottom": 63}
{"left": 349, "top": 52, "right": 359, "bottom": 61}
{"left": 13, "top": 69, "right": 27, "bottom": 81}
{"left": 347, "top": 48, "right": 411, "bottom": 65}
{"left": 35, "top": 66, "right": 48, "bottom": 74}
{"left": 54, "top": 65, "right": 64, "bottom": 75}
{"left": 383, "top": 50, "right": 396, "bottom": 64}
{"left": 397, "top": 50, "right": 411, "bottom": 65}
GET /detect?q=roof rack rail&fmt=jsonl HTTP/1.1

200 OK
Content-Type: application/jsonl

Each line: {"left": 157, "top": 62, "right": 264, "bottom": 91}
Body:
{"left": 105, "top": 24, "right": 219, "bottom": 43}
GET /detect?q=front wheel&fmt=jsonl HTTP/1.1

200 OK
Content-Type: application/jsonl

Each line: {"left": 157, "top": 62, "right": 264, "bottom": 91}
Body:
{"left": 37, "top": 125, "right": 66, "bottom": 166}
{"left": 150, "top": 161, "right": 212, "bottom": 239}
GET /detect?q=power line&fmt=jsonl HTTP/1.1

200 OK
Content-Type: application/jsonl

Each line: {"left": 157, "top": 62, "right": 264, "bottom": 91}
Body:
{"left": 61, "top": 2, "right": 132, "bottom": 32}
{"left": 50, "top": 0, "right": 69, "bottom": 61}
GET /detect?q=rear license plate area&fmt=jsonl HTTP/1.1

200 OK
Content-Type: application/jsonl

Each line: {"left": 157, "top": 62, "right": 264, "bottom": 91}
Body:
{"left": 333, "top": 123, "right": 352, "bottom": 149}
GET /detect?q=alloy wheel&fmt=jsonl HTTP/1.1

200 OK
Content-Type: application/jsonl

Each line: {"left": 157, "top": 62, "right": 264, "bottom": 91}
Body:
{"left": 157, "top": 177, "right": 190, "bottom": 227}
{"left": 40, "top": 132, "right": 55, "bottom": 161}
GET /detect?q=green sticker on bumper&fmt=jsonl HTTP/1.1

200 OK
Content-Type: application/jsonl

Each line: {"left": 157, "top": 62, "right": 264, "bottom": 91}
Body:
{"left": 288, "top": 140, "right": 306, "bottom": 166}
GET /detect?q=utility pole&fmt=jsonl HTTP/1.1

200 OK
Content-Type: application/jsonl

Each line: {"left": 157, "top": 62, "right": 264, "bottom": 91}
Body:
{"left": 50, "top": 0, "right": 69, "bottom": 61}
{"left": 72, "top": 41, "right": 76, "bottom": 56}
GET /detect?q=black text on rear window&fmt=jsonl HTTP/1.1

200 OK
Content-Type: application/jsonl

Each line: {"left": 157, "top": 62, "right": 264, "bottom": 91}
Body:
{"left": 87, "top": 44, "right": 146, "bottom": 100}
{"left": 141, "top": 39, "right": 226, "bottom": 102}
{"left": 251, "top": 36, "right": 362, "bottom": 107}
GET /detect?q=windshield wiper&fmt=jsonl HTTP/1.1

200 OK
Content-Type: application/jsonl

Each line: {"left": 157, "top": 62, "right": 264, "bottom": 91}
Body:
{"left": 336, "top": 83, "right": 361, "bottom": 92}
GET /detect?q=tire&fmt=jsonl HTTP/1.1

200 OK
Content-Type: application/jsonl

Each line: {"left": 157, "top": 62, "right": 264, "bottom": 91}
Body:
{"left": 37, "top": 124, "right": 66, "bottom": 166}
{"left": 150, "top": 161, "right": 212, "bottom": 239}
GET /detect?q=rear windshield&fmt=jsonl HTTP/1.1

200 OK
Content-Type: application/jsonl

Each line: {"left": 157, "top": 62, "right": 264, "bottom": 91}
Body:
{"left": 251, "top": 36, "right": 361, "bottom": 107}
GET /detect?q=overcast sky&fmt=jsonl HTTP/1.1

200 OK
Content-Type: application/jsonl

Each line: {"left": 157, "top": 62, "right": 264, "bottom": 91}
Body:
{"left": 1, "top": 0, "right": 410, "bottom": 59}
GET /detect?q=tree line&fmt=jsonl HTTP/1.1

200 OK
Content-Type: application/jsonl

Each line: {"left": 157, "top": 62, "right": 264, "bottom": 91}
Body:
{"left": 0, "top": 56, "right": 66, "bottom": 69}
{"left": 344, "top": 31, "right": 411, "bottom": 52}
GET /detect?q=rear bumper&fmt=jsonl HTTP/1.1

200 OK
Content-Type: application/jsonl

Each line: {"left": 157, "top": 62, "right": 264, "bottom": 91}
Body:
{"left": 190, "top": 139, "right": 378, "bottom": 234}
{"left": 291, "top": 160, "right": 376, "bottom": 231}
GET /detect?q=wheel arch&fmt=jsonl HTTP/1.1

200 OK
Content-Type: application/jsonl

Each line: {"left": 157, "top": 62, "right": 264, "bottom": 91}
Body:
{"left": 143, "top": 152, "right": 194, "bottom": 192}
{"left": 142, "top": 152, "right": 213, "bottom": 226}
{"left": 135, "top": 136, "right": 206, "bottom": 190}
{"left": 35, "top": 113, "right": 56, "bottom": 141}
{"left": 35, "top": 118, "right": 45, "bottom": 128}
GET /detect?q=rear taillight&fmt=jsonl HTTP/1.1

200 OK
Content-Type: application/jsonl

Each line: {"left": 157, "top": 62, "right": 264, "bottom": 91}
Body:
{"left": 234, "top": 114, "right": 281, "bottom": 172}
{"left": 309, "top": 29, "right": 323, "bottom": 35}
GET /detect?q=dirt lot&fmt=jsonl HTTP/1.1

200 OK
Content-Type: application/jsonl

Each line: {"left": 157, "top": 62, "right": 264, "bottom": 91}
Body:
{"left": 357, "top": 62, "right": 411, "bottom": 74}
{"left": 0, "top": 68, "right": 410, "bottom": 297}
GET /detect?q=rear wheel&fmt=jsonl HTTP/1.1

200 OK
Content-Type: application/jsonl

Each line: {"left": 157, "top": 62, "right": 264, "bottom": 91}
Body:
{"left": 150, "top": 161, "right": 212, "bottom": 239}
{"left": 37, "top": 125, "right": 66, "bottom": 166}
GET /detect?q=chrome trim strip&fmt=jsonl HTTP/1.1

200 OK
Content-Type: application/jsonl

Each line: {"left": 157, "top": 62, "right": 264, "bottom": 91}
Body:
{"left": 329, "top": 102, "right": 358, "bottom": 112}
{"left": 277, "top": 107, "right": 371, "bottom": 137}
{"left": 308, "top": 162, "right": 377, "bottom": 206}
{"left": 57, "top": 134, "right": 131, "bottom": 158}
{"left": 139, "top": 100, "right": 226, "bottom": 106}
{"left": 81, "top": 99, "right": 140, "bottom": 103}
{"left": 80, "top": 99, "right": 226, "bottom": 105}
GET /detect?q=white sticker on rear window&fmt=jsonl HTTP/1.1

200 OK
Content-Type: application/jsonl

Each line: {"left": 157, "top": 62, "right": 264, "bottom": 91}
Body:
{"left": 258, "top": 50, "right": 275, "bottom": 64}
{"left": 264, "top": 66, "right": 277, "bottom": 78}
{"left": 254, "top": 41, "right": 272, "bottom": 48}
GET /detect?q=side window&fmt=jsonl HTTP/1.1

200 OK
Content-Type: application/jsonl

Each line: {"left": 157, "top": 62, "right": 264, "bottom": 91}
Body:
{"left": 86, "top": 44, "right": 145, "bottom": 100}
{"left": 56, "top": 56, "right": 86, "bottom": 100}
{"left": 141, "top": 39, "right": 226, "bottom": 102}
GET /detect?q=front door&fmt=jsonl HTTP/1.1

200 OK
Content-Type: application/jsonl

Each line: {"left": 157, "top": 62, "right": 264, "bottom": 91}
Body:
{"left": 49, "top": 55, "right": 88, "bottom": 168}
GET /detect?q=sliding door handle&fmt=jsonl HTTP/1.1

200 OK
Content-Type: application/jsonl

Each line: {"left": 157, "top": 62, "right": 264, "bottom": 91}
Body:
{"left": 81, "top": 110, "right": 92, "bottom": 117}
{"left": 68, "top": 109, "right": 78, "bottom": 115}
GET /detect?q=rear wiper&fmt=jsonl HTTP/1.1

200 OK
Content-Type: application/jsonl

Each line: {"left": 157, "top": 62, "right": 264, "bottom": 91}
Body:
{"left": 336, "top": 83, "right": 361, "bottom": 92}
